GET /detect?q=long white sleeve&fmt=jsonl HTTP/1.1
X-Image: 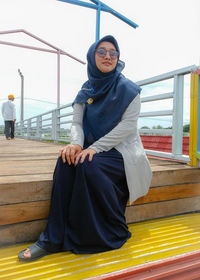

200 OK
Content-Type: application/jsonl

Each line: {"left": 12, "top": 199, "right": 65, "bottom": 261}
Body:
{"left": 89, "top": 94, "right": 140, "bottom": 153}
{"left": 70, "top": 103, "right": 84, "bottom": 147}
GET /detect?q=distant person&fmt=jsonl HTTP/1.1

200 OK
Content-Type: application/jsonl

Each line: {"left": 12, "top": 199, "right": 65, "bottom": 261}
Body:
{"left": 18, "top": 35, "right": 152, "bottom": 261}
{"left": 1, "top": 94, "right": 16, "bottom": 140}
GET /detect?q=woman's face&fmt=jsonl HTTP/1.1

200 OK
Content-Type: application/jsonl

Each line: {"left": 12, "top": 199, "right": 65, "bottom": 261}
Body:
{"left": 95, "top": 41, "right": 118, "bottom": 73}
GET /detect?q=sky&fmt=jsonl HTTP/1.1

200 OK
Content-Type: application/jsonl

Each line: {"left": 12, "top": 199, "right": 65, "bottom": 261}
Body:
{"left": 0, "top": 0, "right": 199, "bottom": 126}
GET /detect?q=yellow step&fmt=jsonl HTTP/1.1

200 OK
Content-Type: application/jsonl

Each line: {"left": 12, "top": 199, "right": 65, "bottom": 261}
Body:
{"left": 1, "top": 213, "right": 200, "bottom": 280}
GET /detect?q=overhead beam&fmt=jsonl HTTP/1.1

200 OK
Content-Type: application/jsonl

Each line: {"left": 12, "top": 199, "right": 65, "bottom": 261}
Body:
{"left": 0, "top": 40, "right": 67, "bottom": 55}
{"left": 58, "top": 0, "right": 139, "bottom": 40}
{"left": 90, "top": 0, "right": 138, "bottom": 28}
{"left": 58, "top": 0, "right": 109, "bottom": 11}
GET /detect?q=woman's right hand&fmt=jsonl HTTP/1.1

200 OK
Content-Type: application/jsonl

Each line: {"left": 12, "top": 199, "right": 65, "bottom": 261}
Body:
{"left": 59, "top": 144, "right": 82, "bottom": 165}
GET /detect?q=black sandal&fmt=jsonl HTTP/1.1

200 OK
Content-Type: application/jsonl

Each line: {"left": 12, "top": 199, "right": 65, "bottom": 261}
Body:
{"left": 18, "top": 243, "right": 50, "bottom": 262}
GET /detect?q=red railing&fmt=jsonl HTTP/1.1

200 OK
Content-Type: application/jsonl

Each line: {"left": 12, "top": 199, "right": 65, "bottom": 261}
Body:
{"left": 140, "top": 135, "right": 189, "bottom": 155}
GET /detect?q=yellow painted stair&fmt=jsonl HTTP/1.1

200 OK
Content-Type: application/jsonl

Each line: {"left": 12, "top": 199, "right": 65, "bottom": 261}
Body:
{"left": 1, "top": 213, "right": 200, "bottom": 280}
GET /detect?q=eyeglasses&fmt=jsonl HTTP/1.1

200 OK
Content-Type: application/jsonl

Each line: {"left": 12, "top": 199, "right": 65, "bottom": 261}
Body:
{"left": 95, "top": 48, "right": 119, "bottom": 60}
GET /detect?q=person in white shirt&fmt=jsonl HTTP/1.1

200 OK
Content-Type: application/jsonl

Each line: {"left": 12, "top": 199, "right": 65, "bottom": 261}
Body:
{"left": 1, "top": 94, "right": 16, "bottom": 140}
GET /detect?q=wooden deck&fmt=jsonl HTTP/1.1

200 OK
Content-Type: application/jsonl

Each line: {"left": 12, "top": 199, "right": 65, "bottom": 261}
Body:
{"left": 1, "top": 136, "right": 200, "bottom": 246}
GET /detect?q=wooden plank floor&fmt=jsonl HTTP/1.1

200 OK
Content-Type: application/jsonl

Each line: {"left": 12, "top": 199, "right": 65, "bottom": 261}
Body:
{"left": 0, "top": 136, "right": 58, "bottom": 182}
{"left": 0, "top": 136, "right": 193, "bottom": 186}
{"left": 1, "top": 136, "right": 200, "bottom": 247}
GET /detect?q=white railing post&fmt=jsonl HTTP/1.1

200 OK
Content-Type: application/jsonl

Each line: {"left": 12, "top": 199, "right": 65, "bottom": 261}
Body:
{"left": 57, "top": 108, "right": 61, "bottom": 142}
{"left": 36, "top": 116, "right": 42, "bottom": 139}
{"left": 20, "top": 121, "right": 24, "bottom": 137}
{"left": 15, "top": 123, "right": 19, "bottom": 136}
{"left": 52, "top": 109, "right": 59, "bottom": 142}
{"left": 172, "top": 74, "right": 184, "bottom": 157}
{"left": 27, "top": 119, "right": 31, "bottom": 138}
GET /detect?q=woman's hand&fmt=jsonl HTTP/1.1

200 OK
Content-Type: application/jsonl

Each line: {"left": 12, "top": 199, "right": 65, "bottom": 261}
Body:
{"left": 59, "top": 144, "right": 82, "bottom": 165}
{"left": 74, "top": 148, "right": 97, "bottom": 166}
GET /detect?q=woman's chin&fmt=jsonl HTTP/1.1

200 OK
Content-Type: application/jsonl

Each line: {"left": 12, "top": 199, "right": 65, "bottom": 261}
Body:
{"left": 100, "top": 67, "right": 113, "bottom": 73}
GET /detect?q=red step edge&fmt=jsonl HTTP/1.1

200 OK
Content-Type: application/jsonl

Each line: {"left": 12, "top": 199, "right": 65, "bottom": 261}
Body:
{"left": 88, "top": 250, "right": 200, "bottom": 280}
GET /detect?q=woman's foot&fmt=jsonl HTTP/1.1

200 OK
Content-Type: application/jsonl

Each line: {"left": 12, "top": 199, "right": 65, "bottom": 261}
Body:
{"left": 18, "top": 243, "right": 50, "bottom": 262}
{"left": 22, "top": 248, "right": 31, "bottom": 258}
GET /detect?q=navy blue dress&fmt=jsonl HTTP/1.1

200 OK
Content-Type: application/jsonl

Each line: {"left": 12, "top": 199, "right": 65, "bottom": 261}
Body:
{"left": 37, "top": 148, "right": 131, "bottom": 254}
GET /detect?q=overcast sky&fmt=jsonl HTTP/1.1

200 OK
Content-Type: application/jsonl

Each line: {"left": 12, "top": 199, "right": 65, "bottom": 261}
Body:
{"left": 0, "top": 0, "right": 199, "bottom": 123}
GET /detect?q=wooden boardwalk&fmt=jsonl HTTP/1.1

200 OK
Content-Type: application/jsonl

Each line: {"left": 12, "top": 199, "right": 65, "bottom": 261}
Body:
{"left": 1, "top": 136, "right": 200, "bottom": 246}
{"left": 0, "top": 136, "right": 58, "bottom": 184}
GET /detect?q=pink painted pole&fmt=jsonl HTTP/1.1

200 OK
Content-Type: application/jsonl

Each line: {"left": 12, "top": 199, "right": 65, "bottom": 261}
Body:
{"left": 23, "top": 30, "right": 85, "bottom": 64}
{"left": 0, "top": 29, "right": 85, "bottom": 64}
{"left": 0, "top": 29, "right": 86, "bottom": 110}
{"left": 0, "top": 29, "right": 24, "bottom": 35}
{"left": 0, "top": 40, "right": 66, "bottom": 55}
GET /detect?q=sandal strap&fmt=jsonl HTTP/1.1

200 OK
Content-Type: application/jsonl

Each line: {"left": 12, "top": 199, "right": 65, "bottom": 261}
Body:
{"left": 27, "top": 243, "right": 48, "bottom": 258}
{"left": 18, "top": 243, "right": 49, "bottom": 261}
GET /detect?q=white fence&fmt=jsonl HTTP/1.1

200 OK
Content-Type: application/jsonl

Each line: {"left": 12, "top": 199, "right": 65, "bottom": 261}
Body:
{"left": 16, "top": 65, "right": 198, "bottom": 162}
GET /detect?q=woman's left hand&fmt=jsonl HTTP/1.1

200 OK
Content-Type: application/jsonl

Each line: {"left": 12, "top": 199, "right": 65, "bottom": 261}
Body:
{"left": 75, "top": 148, "right": 97, "bottom": 166}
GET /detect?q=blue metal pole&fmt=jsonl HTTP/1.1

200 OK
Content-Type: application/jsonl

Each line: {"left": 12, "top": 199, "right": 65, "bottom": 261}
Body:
{"left": 58, "top": 0, "right": 98, "bottom": 10}
{"left": 58, "top": 0, "right": 109, "bottom": 11}
{"left": 58, "top": 0, "right": 139, "bottom": 29}
{"left": 90, "top": 0, "right": 139, "bottom": 28}
{"left": 96, "top": 5, "right": 101, "bottom": 41}
{"left": 58, "top": 0, "right": 139, "bottom": 43}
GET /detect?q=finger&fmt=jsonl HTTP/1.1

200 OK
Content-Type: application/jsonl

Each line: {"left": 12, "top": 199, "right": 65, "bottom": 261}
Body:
{"left": 80, "top": 152, "right": 87, "bottom": 163}
{"left": 66, "top": 149, "right": 71, "bottom": 165}
{"left": 58, "top": 148, "right": 63, "bottom": 157}
{"left": 70, "top": 149, "right": 75, "bottom": 164}
{"left": 61, "top": 149, "right": 66, "bottom": 163}
{"left": 88, "top": 152, "right": 94, "bottom": 161}
{"left": 75, "top": 152, "right": 82, "bottom": 166}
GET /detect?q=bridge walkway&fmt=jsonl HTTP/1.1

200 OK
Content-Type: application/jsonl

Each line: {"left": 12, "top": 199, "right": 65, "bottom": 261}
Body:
{"left": 1, "top": 136, "right": 200, "bottom": 279}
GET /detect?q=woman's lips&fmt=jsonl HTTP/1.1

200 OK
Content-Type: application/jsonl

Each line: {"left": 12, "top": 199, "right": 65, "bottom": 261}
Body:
{"left": 103, "top": 62, "right": 112, "bottom": 66}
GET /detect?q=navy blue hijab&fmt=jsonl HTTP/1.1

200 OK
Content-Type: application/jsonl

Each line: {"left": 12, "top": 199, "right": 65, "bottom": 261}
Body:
{"left": 73, "top": 35, "right": 141, "bottom": 147}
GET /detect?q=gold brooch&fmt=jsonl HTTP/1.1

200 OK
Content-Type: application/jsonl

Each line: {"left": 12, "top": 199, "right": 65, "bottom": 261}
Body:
{"left": 87, "top": 98, "right": 93, "bottom": 104}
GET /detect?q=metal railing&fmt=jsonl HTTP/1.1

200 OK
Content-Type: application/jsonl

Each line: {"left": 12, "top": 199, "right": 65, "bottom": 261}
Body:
{"left": 138, "top": 65, "right": 199, "bottom": 162}
{"left": 16, "top": 103, "right": 73, "bottom": 143}
{"left": 15, "top": 65, "right": 199, "bottom": 162}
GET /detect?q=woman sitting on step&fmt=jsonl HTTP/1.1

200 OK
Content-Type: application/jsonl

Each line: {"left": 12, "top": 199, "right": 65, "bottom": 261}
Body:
{"left": 18, "top": 35, "right": 152, "bottom": 261}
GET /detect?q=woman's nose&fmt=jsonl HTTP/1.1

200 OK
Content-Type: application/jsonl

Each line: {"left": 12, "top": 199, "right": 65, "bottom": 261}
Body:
{"left": 104, "top": 51, "right": 111, "bottom": 59}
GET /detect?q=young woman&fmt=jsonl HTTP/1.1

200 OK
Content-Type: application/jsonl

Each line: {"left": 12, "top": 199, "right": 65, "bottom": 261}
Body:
{"left": 18, "top": 35, "right": 152, "bottom": 261}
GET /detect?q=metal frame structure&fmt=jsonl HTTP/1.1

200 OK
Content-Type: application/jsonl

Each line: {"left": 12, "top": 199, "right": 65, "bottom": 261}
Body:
{"left": 15, "top": 65, "right": 199, "bottom": 164}
{"left": 0, "top": 29, "right": 85, "bottom": 108}
{"left": 58, "top": 0, "right": 139, "bottom": 41}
